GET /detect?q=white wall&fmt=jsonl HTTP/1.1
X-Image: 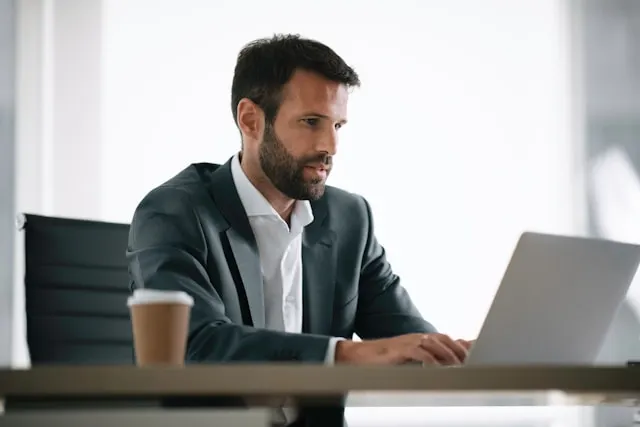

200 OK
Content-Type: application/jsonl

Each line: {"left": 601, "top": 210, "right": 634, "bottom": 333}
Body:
{"left": 101, "top": 0, "right": 580, "bottom": 339}
{"left": 16, "top": 0, "right": 104, "bottom": 220}
{"left": 0, "top": 0, "right": 17, "bottom": 367}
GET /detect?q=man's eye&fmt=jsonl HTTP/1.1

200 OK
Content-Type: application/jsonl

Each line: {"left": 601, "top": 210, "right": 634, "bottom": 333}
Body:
{"left": 335, "top": 122, "right": 343, "bottom": 130}
{"left": 303, "top": 118, "right": 319, "bottom": 127}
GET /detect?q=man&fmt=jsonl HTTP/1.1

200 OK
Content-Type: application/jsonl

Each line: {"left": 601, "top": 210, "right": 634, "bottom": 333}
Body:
{"left": 127, "top": 34, "right": 471, "bottom": 426}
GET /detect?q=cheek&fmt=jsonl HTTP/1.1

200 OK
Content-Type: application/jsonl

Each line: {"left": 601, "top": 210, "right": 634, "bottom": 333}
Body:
{"left": 281, "top": 129, "right": 314, "bottom": 155}
{"left": 273, "top": 118, "right": 317, "bottom": 157}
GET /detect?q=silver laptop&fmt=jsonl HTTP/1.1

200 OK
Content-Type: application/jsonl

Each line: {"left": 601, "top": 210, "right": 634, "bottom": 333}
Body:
{"left": 465, "top": 232, "right": 640, "bottom": 366}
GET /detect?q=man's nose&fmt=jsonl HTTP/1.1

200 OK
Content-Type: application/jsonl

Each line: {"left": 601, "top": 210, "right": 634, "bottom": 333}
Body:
{"left": 316, "top": 129, "right": 338, "bottom": 156}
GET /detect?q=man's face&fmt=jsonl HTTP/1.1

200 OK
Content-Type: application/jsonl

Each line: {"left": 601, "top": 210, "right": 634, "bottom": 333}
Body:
{"left": 258, "top": 69, "right": 349, "bottom": 201}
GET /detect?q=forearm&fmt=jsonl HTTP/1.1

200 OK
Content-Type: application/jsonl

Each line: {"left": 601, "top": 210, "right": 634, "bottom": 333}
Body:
{"left": 187, "top": 322, "right": 332, "bottom": 363}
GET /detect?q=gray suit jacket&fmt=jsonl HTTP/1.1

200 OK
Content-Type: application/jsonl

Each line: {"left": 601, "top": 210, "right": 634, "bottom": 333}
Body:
{"left": 126, "top": 158, "right": 436, "bottom": 425}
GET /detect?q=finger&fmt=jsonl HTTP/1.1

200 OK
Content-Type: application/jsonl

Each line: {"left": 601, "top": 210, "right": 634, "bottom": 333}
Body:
{"left": 406, "top": 346, "right": 440, "bottom": 365}
{"left": 420, "top": 336, "right": 462, "bottom": 365}
{"left": 457, "top": 339, "right": 474, "bottom": 351}
{"left": 435, "top": 334, "right": 469, "bottom": 362}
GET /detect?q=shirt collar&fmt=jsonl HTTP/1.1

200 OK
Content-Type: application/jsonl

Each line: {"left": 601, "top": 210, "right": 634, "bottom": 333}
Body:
{"left": 230, "top": 153, "right": 314, "bottom": 228}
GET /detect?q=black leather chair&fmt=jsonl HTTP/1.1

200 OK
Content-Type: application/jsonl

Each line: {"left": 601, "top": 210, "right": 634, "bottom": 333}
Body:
{"left": 18, "top": 213, "right": 134, "bottom": 364}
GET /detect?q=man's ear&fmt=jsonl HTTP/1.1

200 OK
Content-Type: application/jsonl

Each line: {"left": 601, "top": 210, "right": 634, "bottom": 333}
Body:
{"left": 236, "top": 98, "right": 264, "bottom": 142}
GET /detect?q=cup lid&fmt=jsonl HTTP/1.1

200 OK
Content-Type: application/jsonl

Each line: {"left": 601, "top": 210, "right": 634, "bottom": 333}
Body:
{"left": 127, "top": 289, "right": 194, "bottom": 307}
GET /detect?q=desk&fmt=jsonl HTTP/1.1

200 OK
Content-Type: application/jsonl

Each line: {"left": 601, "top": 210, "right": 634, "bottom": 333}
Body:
{"left": 0, "top": 365, "right": 639, "bottom": 427}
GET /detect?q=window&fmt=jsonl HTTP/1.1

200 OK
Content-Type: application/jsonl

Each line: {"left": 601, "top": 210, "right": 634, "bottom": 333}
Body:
{"left": 102, "top": 0, "right": 577, "bottom": 340}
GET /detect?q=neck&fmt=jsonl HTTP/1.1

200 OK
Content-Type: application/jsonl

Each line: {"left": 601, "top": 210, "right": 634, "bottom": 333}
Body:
{"left": 240, "top": 153, "right": 295, "bottom": 222}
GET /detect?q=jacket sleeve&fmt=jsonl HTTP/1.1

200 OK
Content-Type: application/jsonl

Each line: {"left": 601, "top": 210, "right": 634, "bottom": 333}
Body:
{"left": 126, "top": 186, "right": 331, "bottom": 363}
{"left": 354, "top": 196, "right": 438, "bottom": 339}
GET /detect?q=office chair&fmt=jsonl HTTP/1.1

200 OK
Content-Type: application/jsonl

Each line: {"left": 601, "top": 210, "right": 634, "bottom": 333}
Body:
{"left": 19, "top": 213, "right": 134, "bottom": 364}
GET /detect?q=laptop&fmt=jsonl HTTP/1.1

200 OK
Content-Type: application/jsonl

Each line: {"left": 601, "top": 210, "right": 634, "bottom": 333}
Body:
{"left": 464, "top": 232, "right": 640, "bottom": 366}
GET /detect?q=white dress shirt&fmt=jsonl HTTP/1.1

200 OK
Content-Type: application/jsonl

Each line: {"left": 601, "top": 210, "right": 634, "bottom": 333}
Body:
{"left": 230, "top": 154, "right": 342, "bottom": 361}
{"left": 231, "top": 154, "right": 342, "bottom": 425}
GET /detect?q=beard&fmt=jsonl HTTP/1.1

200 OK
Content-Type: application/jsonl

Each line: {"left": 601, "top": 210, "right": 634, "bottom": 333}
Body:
{"left": 258, "top": 123, "right": 332, "bottom": 201}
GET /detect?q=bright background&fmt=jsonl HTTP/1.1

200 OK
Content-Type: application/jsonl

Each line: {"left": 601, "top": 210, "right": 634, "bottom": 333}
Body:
{"left": 100, "top": 0, "right": 577, "bottom": 342}
{"left": 4, "top": 0, "right": 640, "bottom": 424}
{"left": 12, "top": 0, "right": 580, "bottom": 360}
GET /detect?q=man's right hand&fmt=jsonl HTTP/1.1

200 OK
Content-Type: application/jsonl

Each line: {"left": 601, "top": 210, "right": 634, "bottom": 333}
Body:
{"left": 335, "top": 333, "right": 469, "bottom": 365}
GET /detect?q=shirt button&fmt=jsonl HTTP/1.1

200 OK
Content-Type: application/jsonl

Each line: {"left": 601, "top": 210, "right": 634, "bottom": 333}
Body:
{"left": 285, "top": 295, "right": 295, "bottom": 303}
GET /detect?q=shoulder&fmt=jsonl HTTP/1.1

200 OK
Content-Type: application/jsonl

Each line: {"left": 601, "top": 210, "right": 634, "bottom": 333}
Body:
{"left": 319, "top": 186, "right": 374, "bottom": 237}
{"left": 132, "top": 162, "right": 221, "bottom": 220}
{"left": 322, "top": 185, "right": 371, "bottom": 217}
{"left": 128, "top": 163, "right": 225, "bottom": 246}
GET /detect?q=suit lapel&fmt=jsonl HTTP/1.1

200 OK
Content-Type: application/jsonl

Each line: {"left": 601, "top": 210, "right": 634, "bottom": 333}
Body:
{"left": 203, "top": 158, "right": 337, "bottom": 334}
{"left": 302, "top": 197, "right": 337, "bottom": 335}
{"left": 226, "top": 228, "right": 265, "bottom": 329}
{"left": 205, "top": 159, "right": 265, "bottom": 329}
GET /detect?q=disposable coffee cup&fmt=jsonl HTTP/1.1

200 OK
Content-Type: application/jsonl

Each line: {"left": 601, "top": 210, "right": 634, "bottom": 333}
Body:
{"left": 127, "top": 289, "right": 194, "bottom": 367}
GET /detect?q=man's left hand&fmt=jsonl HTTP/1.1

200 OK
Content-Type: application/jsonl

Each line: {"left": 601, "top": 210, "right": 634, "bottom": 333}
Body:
{"left": 456, "top": 339, "right": 475, "bottom": 351}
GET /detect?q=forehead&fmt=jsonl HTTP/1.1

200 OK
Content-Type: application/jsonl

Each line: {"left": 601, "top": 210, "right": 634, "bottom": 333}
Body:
{"left": 279, "top": 69, "right": 349, "bottom": 117}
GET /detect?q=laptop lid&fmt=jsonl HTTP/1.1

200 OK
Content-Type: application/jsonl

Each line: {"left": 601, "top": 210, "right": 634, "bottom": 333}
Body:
{"left": 465, "top": 232, "right": 640, "bottom": 366}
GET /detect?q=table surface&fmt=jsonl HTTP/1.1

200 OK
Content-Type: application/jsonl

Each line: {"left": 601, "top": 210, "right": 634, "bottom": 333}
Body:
{"left": 0, "top": 365, "right": 638, "bottom": 398}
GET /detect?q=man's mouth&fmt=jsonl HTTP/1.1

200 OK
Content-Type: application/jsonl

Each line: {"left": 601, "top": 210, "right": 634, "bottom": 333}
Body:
{"left": 304, "top": 165, "right": 328, "bottom": 179}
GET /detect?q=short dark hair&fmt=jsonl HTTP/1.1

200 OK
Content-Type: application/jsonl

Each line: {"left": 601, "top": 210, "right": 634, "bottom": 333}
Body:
{"left": 231, "top": 34, "right": 360, "bottom": 127}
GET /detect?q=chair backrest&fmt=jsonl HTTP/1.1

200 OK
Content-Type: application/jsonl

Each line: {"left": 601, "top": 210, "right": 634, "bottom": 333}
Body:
{"left": 20, "top": 213, "right": 134, "bottom": 365}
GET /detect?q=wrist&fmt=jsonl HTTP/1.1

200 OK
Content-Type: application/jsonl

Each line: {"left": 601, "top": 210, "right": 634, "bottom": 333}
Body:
{"left": 335, "top": 340, "right": 359, "bottom": 363}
